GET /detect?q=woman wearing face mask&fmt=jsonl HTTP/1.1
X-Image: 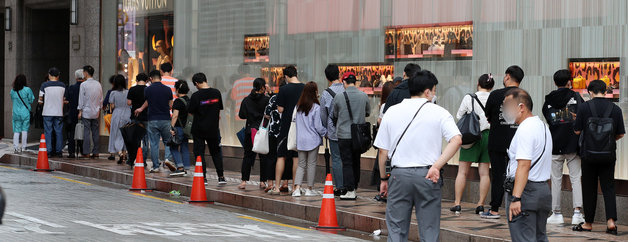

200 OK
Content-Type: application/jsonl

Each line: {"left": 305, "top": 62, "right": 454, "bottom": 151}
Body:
{"left": 451, "top": 74, "right": 495, "bottom": 215}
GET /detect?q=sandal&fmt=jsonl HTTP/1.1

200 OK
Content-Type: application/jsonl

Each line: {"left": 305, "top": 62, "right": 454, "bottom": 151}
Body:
{"left": 264, "top": 186, "right": 274, "bottom": 193}
{"left": 238, "top": 183, "right": 246, "bottom": 190}
{"left": 268, "top": 188, "right": 281, "bottom": 195}
{"left": 572, "top": 222, "right": 592, "bottom": 232}
{"left": 259, "top": 182, "right": 267, "bottom": 190}
{"left": 606, "top": 225, "right": 618, "bottom": 235}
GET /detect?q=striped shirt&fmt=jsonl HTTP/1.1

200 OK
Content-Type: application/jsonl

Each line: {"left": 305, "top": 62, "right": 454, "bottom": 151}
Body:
{"left": 161, "top": 76, "right": 178, "bottom": 100}
{"left": 231, "top": 76, "right": 255, "bottom": 118}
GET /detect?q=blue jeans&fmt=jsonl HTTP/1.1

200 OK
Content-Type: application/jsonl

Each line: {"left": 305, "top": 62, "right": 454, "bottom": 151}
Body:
{"left": 148, "top": 120, "right": 171, "bottom": 168}
{"left": 43, "top": 116, "right": 63, "bottom": 154}
{"left": 169, "top": 127, "right": 190, "bottom": 169}
{"left": 329, "top": 139, "right": 344, "bottom": 189}
{"left": 165, "top": 145, "right": 173, "bottom": 161}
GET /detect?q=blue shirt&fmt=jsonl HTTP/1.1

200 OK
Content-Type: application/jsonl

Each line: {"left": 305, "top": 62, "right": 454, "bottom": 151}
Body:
{"left": 144, "top": 82, "right": 173, "bottom": 121}
{"left": 296, "top": 104, "right": 327, "bottom": 151}
{"left": 319, "top": 82, "right": 345, "bottom": 141}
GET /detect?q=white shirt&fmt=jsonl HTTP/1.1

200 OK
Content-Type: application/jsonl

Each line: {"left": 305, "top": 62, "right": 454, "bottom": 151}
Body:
{"left": 506, "top": 116, "right": 552, "bottom": 181}
{"left": 78, "top": 78, "right": 103, "bottom": 119}
{"left": 374, "top": 98, "right": 461, "bottom": 167}
{"left": 456, "top": 91, "right": 490, "bottom": 131}
{"left": 39, "top": 80, "right": 66, "bottom": 117}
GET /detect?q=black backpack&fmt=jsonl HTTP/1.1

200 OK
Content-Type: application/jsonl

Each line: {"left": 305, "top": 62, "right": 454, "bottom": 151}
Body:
{"left": 580, "top": 101, "right": 616, "bottom": 162}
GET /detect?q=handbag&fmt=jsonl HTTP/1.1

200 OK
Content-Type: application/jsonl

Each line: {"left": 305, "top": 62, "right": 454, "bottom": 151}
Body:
{"left": 457, "top": 93, "right": 485, "bottom": 147}
{"left": 16, "top": 90, "right": 34, "bottom": 123}
{"left": 343, "top": 92, "right": 372, "bottom": 154}
{"left": 237, "top": 127, "right": 246, "bottom": 147}
{"left": 385, "top": 101, "right": 428, "bottom": 177}
{"left": 177, "top": 97, "right": 194, "bottom": 139}
{"left": 167, "top": 128, "right": 182, "bottom": 147}
{"left": 287, "top": 109, "right": 298, "bottom": 151}
{"left": 74, "top": 120, "right": 84, "bottom": 140}
{"left": 252, "top": 120, "right": 270, "bottom": 154}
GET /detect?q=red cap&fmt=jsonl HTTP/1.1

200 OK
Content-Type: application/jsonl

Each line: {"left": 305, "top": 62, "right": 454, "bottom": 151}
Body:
{"left": 342, "top": 72, "right": 356, "bottom": 81}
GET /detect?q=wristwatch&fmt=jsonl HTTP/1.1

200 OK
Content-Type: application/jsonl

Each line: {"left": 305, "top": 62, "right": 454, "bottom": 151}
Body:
{"left": 380, "top": 176, "right": 389, "bottom": 181}
{"left": 511, "top": 196, "right": 521, "bottom": 202}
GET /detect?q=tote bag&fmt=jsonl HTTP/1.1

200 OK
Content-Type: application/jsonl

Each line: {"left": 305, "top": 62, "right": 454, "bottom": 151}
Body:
{"left": 252, "top": 121, "right": 270, "bottom": 154}
{"left": 74, "top": 121, "right": 84, "bottom": 140}
{"left": 287, "top": 109, "right": 298, "bottom": 151}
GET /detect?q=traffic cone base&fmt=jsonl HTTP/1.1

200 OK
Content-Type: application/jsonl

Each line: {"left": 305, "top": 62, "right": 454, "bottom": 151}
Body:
{"left": 34, "top": 134, "right": 54, "bottom": 172}
{"left": 189, "top": 157, "right": 213, "bottom": 204}
{"left": 129, "top": 148, "right": 152, "bottom": 192}
{"left": 314, "top": 174, "right": 346, "bottom": 231}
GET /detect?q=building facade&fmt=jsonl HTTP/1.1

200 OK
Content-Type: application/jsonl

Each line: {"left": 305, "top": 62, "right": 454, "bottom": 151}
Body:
{"left": 4, "top": 0, "right": 628, "bottom": 179}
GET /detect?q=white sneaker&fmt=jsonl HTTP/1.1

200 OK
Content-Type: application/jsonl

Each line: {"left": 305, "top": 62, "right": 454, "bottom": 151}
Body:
{"left": 340, "top": 190, "right": 357, "bottom": 200}
{"left": 572, "top": 211, "right": 585, "bottom": 225}
{"left": 546, "top": 212, "right": 564, "bottom": 224}
{"left": 304, "top": 189, "right": 317, "bottom": 196}
{"left": 292, "top": 189, "right": 302, "bottom": 197}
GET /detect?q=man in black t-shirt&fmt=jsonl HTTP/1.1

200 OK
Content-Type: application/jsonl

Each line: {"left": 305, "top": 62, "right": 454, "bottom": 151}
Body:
{"left": 573, "top": 80, "right": 624, "bottom": 233}
{"left": 382, "top": 63, "right": 420, "bottom": 114}
{"left": 269, "top": 66, "right": 304, "bottom": 195}
{"left": 126, "top": 73, "right": 149, "bottom": 166}
{"left": 189, "top": 72, "right": 226, "bottom": 185}
{"left": 481, "top": 65, "right": 524, "bottom": 219}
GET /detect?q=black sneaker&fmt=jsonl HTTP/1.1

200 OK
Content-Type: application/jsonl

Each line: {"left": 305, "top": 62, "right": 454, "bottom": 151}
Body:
{"left": 68, "top": 154, "right": 76, "bottom": 159}
{"left": 475, "top": 206, "right": 485, "bottom": 215}
{"left": 107, "top": 155, "right": 115, "bottom": 160}
{"left": 170, "top": 168, "right": 186, "bottom": 177}
{"left": 218, "top": 177, "right": 227, "bottom": 185}
{"left": 450, "top": 205, "right": 461, "bottom": 214}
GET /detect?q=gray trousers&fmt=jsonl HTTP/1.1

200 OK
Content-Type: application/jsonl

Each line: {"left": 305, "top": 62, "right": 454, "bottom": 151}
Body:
{"left": 551, "top": 153, "right": 583, "bottom": 211}
{"left": 295, "top": 149, "right": 318, "bottom": 187}
{"left": 386, "top": 167, "right": 442, "bottom": 242}
{"left": 82, "top": 118, "right": 100, "bottom": 155}
{"left": 506, "top": 181, "right": 551, "bottom": 242}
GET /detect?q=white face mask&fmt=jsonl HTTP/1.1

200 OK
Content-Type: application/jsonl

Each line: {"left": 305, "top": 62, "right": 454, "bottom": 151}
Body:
{"left": 503, "top": 103, "right": 520, "bottom": 124}
{"left": 431, "top": 95, "right": 438, "bottom": 104}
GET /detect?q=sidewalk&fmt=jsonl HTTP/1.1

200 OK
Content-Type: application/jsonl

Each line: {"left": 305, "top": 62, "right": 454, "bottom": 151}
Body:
{"left": 0, "top": 144, "right": 626, "bottom": 241}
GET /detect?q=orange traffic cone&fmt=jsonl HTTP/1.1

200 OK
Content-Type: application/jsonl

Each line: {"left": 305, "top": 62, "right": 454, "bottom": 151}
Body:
{"left": 129, "top": 148, "right": 152, "bottom": 192}
{"left": 189, "top": 156, "right": 212, "bottom": 204}
{"left": 33, "top": 134, "right": 53, "bottom": 172}
{"left": 314, "top": 174, "right": 345, "bottom": 231}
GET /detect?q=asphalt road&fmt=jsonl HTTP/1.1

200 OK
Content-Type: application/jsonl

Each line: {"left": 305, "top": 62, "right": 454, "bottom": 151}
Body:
{"left": 0, "top": 164, "right": 376, "bottom": 241}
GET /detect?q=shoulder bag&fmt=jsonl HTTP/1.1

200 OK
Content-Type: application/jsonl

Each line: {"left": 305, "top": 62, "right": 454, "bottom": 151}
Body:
{"left": 343, "top": 92, "right": 372, "bottom": 154}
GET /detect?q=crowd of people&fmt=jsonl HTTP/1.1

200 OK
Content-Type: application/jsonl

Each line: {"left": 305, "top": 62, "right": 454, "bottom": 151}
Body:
{"left": 9, "top": 60, "right": 625, "bottom": 241}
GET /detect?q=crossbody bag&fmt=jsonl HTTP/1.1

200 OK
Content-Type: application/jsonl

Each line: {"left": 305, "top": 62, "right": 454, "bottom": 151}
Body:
{"left": 384, "top": 101, "right": 429, "bottom": 177}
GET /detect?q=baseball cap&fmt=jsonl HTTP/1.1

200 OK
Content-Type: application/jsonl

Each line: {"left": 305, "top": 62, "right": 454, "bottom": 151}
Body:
{"left": 342, "top": 72, "right": 356, "bottom": 81}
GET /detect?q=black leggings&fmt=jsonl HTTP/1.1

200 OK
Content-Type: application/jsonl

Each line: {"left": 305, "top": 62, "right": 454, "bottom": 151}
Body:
{"left": 582, "top": 160, "right": 617, "bottom": 223}
{"left": 241, "top": 127, "right": 270, "bottom": 181}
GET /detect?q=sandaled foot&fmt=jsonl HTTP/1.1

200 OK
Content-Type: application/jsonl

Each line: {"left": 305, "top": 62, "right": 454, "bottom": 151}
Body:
{"left": 572, "top": 222, "right": 592, "bottom": 232}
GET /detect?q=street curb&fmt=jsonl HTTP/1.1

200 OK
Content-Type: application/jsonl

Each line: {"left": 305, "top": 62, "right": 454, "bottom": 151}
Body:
{"left": 0, "top": 153, "right": 507, "bottom": 242}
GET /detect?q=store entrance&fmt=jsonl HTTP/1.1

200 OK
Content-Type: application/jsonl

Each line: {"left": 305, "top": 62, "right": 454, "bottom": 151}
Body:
{"left": 27, "top": 8, "right": 70, "bottom": 139}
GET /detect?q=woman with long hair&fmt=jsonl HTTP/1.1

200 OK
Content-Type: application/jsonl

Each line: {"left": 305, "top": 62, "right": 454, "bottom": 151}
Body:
{"left": 292, "top": 82, "right": 326, "bottom": 196}
{"left": 238, "top": 78, "right": 270, "bottom": 189}
{"left": 107, "top": 74, "right": 131, "bottom": 164}
{"left": 10, "top": 74, "right": 35, "bottom": 153}
{"left": 371, "top": 81, "right": 395, "bottom": 198}
{"left": 451, "top": 74, "right": 495, "bottom": 215}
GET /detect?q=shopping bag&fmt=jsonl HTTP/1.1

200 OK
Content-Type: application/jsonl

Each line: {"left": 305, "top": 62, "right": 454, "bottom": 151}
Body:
{"left": 252, "top": 123, "right": 269, "bottom": 154}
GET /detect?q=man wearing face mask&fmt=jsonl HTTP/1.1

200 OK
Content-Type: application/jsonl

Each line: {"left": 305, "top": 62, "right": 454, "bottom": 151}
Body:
{"left": 374, "top": 70, "right": 462, "bottom": 241}
{"left": 502, "top": 88, "right": 552, "bottom": 242}
{"left": 481, "top": 65, "right": 524, "bottom": 219}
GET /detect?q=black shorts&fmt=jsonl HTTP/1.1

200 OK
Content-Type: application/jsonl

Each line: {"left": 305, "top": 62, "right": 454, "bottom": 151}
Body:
{"left": 276, "top": 136, "right": 298, "bottom": 159}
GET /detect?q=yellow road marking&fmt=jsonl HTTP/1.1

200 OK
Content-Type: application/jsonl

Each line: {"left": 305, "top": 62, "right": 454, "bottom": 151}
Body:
{"left": 0, "top": 165, "right": 20, "bottom": 170}
{"left": 52, "top": 176, "right": 92, "bottom": 186}
{"left": 238, "top": 215, "right": 311, "bottom": 231}
{"left": 131, "top": 193, "right": 184, "bottom": 204}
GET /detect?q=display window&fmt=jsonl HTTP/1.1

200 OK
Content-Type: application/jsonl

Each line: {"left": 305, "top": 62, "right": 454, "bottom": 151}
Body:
{"left": 260, "top": 65, "right": 295, "bottom": 93}
{"left": 568, "top": 58, "right": 620, "bottom": 101}
{"left": 244, "top": 34, "right": 270, "bottom": 63}
{"left": 336, "top": 63, "right": 394, "bottom": 95}
{"left": 117, "top": 0, "right": 174, "bottom": 88}
{"left": 385, "top": 21, "right": 473, "bottom": 60}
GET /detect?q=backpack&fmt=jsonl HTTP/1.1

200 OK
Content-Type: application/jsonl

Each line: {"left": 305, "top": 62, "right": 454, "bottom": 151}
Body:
{"left": 546, "top": 92, "right": 580, "bottom": 126}
{"left": 457, "top": 93, "right": 485, "bottom": 146}
{"left": 580, "top": 101, "right": 616, "bottom": 162}
{"left": 178, "top": 97, "right": 194, "bottom": 139}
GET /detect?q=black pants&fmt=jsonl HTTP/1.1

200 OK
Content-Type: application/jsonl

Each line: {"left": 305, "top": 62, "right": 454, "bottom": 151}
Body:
{"left": 489, "top": 150, "right": 508, "bottom": 212}
{"left": 66, "top": 121, "right": 83, "bottom": 155}
{"left": 241, "top": 127, "right": 269, "bottom": 181}
{"left": 193, "top": 135, "right": 224, "bottom": 179}
{"left": 582, "top": 160, "right": 617, "bottom": 223}
{"left": 339, "top": 139, "right": 361, "bottom": 191}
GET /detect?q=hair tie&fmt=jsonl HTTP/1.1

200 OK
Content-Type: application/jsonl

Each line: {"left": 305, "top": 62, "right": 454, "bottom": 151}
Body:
{"left": 487, "top": 73, "right": 494, "bottom": 82}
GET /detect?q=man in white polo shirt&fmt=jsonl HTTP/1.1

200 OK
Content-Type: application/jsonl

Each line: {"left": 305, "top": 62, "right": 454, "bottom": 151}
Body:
{"left": 502, "top": 88, "right": 552, "bottom": 242}
{"left": 374, "top": 70, "right": 462, "bottom": 242}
